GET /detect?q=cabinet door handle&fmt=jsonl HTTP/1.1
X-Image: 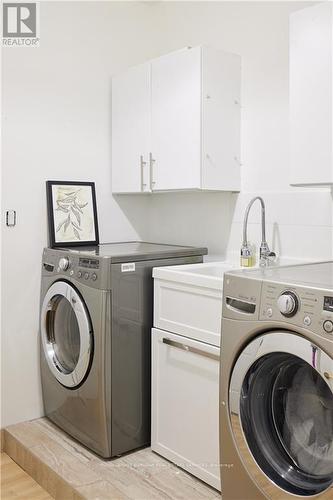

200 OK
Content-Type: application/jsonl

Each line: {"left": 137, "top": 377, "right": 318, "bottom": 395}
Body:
{"left": 140, "top": 155, "right": 147, "bottom": 192}
{"left": 149, "top": 152, "right": 156, "bottom": 190}
{"left": 162, "top": 337, "right": 220, "bottom": 362}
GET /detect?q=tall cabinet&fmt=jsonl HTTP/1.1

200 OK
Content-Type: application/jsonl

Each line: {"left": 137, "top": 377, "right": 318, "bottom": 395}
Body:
{"left": 290, "top": 2, "right": 333, "bottom": 186}
{"left": 111, "top": 46, "right": 241, "bottom": 193}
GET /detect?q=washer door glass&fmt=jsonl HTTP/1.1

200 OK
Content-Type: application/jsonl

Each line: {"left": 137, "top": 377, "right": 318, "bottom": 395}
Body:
{"left": 48, "top": 294, "right": 81, "bottom": 373}
{"left": 41, "top": 281, "right": 92, "bottom": 388}
{"left": 230, "top": 332, "right": 333, "bottom": 497}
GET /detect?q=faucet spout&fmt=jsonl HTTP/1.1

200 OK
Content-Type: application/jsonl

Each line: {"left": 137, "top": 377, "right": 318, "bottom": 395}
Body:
{"left": 242, "top": 196, "right": 267, "bottom": 248}
{"left": 241, "top": 196, "right": 276, "bottom": 267}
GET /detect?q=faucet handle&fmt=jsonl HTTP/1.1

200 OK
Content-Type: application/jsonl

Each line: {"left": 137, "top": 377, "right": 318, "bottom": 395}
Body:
{"left": 260, "top": 249, "right": 277, "bottom": 267}
{"left": 267, "top": 251, "right": 277, "bottom": 263}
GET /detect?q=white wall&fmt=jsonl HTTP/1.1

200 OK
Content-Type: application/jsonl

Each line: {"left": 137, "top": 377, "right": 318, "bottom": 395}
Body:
{"left": 144, "top": 1, "right": 332, "bottom": 262}
{"left": 1, "top": 1, "right": 158, "bottom": 428}
{"left": 2, "top": 1, "right": 332, "bottom": 428}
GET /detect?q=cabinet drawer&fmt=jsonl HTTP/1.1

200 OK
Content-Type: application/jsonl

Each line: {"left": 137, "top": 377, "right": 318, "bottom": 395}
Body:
{"left": 154, "top": 278, "right": 222, "bottom": 347}
{"left": 151, "top": 328, "right": 221, "bottom": 490}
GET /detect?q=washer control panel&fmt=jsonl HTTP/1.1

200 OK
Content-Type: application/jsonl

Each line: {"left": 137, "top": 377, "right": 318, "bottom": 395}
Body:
{"left": 79, "top": 257, "right": 99, "bottom": 270}
{"left": 42, "top": 248, "right": 110, "bottom": 290}
{"left": 55, "top": 256, "right": 100, "bottom": 286}
{"left": 261, "top": 282, "right": 333, "bottom": 339}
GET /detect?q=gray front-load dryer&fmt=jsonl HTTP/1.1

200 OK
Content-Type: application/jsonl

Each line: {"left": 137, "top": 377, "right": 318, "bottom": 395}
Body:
{"left": 40, "top": 242, "right": 206, "bottom": 457}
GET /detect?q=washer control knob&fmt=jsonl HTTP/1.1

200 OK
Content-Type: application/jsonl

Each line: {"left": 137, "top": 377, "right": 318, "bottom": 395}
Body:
{"left": 323, "top": 320, "right": 333, "bottom": 334}
{"left": 91, "top": 273, "right": 97, "bottom": 281}
{"left": 277, "top": 292, "right": 298, "bottom": 317}
{"left": 59, "top": 257, "right": 70, "bottom": 271}
{"left": 266, "top": 307, "right": 273, "bottom": 318}
{"left": 303, "top": 316, "right": 311, "bottom": 327}
{"left": 84, "top": 272, "right": 89, "bottom": 280}
{"left": 77, "top": 271, "right": 82, "bottom": 278}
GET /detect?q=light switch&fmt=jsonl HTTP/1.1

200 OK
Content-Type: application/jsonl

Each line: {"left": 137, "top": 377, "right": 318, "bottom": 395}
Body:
{"left": 6, "top": 210, "right": 16, "bottom": 227}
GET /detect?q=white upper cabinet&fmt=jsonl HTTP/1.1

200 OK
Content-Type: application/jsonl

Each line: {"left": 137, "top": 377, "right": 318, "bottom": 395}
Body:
{"left": 111, "top": 46, "right": 241, "bottom": 194}
{"left": 151, "top": 47, "right": 202, "bottom": 191}
{"left": 290, "top": 3, "right": 333, "bottom": 186}
{"left": 111, "top": 62, "right": 151, "bottom": 193}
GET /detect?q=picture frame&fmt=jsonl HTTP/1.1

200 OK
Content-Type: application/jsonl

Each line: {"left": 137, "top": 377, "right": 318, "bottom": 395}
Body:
{"left": 46, "top": 181, "right": 99, "bottom": 248}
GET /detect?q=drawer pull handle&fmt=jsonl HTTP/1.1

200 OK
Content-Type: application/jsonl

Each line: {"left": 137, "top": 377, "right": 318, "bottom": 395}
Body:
{"left": 162, "top": 337, "right": 220, "bottom": 362}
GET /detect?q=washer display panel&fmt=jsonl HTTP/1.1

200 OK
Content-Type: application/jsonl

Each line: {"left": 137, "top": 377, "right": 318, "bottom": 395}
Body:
{"left": 41, "top": 281, "right": 93, "bottom": 388}
{"left": 230, "top": 332, "right": 333, "bottom": 497}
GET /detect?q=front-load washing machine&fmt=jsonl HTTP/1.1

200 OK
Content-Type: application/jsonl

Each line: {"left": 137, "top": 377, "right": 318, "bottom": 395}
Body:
{"left": 40, "top": 242, "right": 206, "bottom": 457}
{"left": 220, "top": 262, "right": 333, "bottom": 499}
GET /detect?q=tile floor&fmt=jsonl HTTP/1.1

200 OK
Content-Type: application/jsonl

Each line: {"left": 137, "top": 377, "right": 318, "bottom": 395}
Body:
{"left": 3, "top": 418, "right": 220, "bottom": 500}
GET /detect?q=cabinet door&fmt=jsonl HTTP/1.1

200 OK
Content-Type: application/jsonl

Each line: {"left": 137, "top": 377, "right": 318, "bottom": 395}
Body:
{"left": 151, "top": 328, "right": 221, "bottom": 490}
{"left": 151, "top": 47, "right": 202, "bottom": 191}
{"left": 290, "top": 3, "right": 333, "bottom": 185}
{"left": 201, "top": 48, "right": 241, "bottom": 191}
{"left": 112, "top": 63, "right": 151, "bottom": 193}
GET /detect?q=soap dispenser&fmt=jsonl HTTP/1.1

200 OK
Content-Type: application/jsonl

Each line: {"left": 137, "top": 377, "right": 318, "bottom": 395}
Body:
{"left": 240, "top": 242, "right": 256, "bottom": 268}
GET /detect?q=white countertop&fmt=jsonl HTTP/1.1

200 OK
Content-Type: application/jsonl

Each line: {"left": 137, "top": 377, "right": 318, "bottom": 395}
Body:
{"left": 153, "top": 256, "right": 316, "bottom": 290}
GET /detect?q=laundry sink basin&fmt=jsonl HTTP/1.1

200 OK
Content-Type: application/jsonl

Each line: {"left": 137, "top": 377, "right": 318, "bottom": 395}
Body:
{"left": 153, "top": 261, "right": 233, "bottom": 290}
{"left": 153, "top": 257, "right": 312, "bottom": 290}
{"left": 185, "top": 264, "right": 227, "bottom": 278}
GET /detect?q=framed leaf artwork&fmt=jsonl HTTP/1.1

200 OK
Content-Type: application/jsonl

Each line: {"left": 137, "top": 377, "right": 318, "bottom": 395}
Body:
{"left": 46, "top": 181, "right": 99, "bottom": 247}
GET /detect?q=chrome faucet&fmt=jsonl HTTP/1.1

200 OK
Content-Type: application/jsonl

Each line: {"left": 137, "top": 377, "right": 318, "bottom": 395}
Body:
{"left": 241, "top": 196, "right": 276, "bottom": 267}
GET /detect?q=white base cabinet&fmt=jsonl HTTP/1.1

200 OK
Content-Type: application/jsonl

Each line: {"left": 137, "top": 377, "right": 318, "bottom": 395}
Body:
{"left": 112, "top": 46, "right": 241, "bottom": 193}
{"left": 153, "top": 270, "right": 223, "bottom": 347}
{"left": 151, "top": 328, "right": 221, "bottom": 490}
